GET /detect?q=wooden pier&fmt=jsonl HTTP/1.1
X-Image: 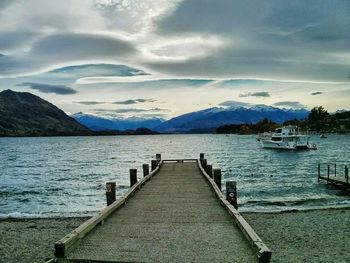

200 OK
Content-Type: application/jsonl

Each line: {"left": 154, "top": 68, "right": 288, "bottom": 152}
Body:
{"left": 51, "top": 155, "right": 271, "bottom": 263}
{"left": 318, "top": 163, "right": 349, "bottom": 190}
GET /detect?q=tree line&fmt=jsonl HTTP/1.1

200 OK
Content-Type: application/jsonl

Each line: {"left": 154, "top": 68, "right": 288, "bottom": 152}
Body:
{"left": 216, "top": 106, "right": 350, "bottom": 134}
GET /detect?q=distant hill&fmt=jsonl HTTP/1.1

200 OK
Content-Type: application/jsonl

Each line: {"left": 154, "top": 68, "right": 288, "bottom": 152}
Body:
{"left": 72, "top": 112, "right": 164, "bottom": 131}
{"left": 154, "top": 105, "right": 309, "bottom": 133}
{"left": 0, "top": 90, "right": 92, "bottom": 136}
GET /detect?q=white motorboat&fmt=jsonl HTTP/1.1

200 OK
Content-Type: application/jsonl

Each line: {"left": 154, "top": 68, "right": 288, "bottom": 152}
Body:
{"left": 260, "top": 125, "right": 317, "bottom": 150}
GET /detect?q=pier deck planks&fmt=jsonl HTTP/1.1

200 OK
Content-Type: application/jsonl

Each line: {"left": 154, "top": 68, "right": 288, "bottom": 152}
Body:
{"left": 319, "top": 175, "right": 349, "bottom": 187}
{"left": 59, "top": 162, "right": 257, "bottom": 262}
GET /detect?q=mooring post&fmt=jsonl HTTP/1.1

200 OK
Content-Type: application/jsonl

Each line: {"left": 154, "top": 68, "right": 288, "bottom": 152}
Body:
{"left": 142, "top": 164, "right": 149, "bottom": 177}
{"left": 200, "top": 153, "right": 205, "bottom": 160}
{"left": 130, "top": 169, "right": 137, "bottom": 187}
{"left": 206, "top": 164, "right": 213, "bottom": 178}
{"left": 106, "top": 182, "right": 116, "bottom": 206}
{"left": 156, "top": 153, "right": 161, "bottom": 164}
{"left": 226, "top": 181, "right": 237, "bottom": 210}
{"left": 213, "top": 169, "right": 222, "bottom": 190}
{"left": 151, "top": 160, "right": 158, "bottom": 171}
{"left": 202, "top": 158, "right": 207, "bottom": 169}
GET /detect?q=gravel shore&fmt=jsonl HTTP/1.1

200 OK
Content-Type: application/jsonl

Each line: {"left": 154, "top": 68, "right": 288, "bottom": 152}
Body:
{"left": 244, "top": 208, "right": 350, "bottom": 263}
{"left": 1, "top": 209, "right": 349, "bottom": 263}
{"left": 0, "top": 217, "right": 88, "bottom": 263}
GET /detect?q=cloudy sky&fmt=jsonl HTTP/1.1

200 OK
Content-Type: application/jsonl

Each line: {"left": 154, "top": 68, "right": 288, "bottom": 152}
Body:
{"left": 0, "top": 0, "right": 349, "bottom": 119}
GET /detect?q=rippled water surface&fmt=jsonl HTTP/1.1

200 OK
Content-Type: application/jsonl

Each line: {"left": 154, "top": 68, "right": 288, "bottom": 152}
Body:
{"left": 1, "top": 134, "right": 349, "bottom": 217}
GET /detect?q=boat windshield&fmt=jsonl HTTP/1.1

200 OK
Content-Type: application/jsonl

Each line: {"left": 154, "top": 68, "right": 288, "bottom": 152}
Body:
{"left": 271, "top": 137, "right": 281, "bottom": 141}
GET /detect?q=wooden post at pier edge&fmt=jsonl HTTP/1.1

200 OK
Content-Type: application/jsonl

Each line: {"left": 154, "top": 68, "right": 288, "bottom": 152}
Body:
{"left": 201, "top": 159, "right": 207, "bottom": 170}
{"left": 156, "top": 154, "right": 161, "bottom": 164}
{"left": 226, "top": 181, "right": 238, "bottom": 210}
{"left": 206, "top": 164, "right": 213, "bottom": 178}
{"left": 130, "top": 169, "right": 137, "bottom": 187}
{"left": 151, "top": 160, "right": 158, "bottom": 171}
{"left": 200, "top": 153, "right": 205, "bottom": 160}
{"left": 213, "top": 169, "right": 222, "bottom": 191}
{"left": 106, "top": 182, "right": 116, "bottom": 206}
{"left": 142, "top": 164, "right": 149, "bottom": 177}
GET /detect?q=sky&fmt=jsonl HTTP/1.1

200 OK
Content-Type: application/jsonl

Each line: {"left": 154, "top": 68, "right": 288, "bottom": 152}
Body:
{"left": 0, "top": 0, "right": 349, "bottom": 119}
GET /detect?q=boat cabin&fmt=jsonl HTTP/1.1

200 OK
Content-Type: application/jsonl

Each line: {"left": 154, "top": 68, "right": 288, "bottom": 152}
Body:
{"left": 274, "top": 126, "right": 298, "bottom": 136}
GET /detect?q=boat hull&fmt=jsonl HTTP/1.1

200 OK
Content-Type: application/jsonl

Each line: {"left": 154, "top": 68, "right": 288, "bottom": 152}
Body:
{"left": 261, "top": 140, "right": 317, "bottom": 150}
{"left": 260, "top": 140, "right": 296, "bottom": 150}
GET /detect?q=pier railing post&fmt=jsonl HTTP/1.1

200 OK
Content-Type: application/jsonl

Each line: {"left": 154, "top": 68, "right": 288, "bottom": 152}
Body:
{"left": 151, "top": 160, "right": 158, "bottom": 171}
{"left": 213, "top": 169, "right": 222, "bottom": 191}
{"left": 142, "top": 164, "right": 149, "bottom": 177}
{"left": 206, "top": 164, "right": 213, "bottom": 178}
{"left": 200, "top": 153, "right": 205, "bottom": 160}
{"left": 327, "top": 164, "right": 330, "bottom": 179}
{"left": 226, "top": 181, "right": 237, "bottom": 210}
{"left": 346, "top": 166, "right": 349, "bottom": 185}
{"left": 335, "top": 163, "right": 337, "bottom": 177}
{"left": 318, "top": 164, "right": 321, "bottom": 183}
{"left": 130, "top": 169, "right": 137, "bottom": 187}
{"left": 106, "top": 182, "right": 116, "bottom": 206}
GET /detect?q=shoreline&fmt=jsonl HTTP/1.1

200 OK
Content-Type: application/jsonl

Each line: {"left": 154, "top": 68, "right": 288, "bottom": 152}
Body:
{"left": 2, "top": 203, "right": 350, "bottom": 220}
{"left": 1, "top": 208, "right": 350, "bottom": 262}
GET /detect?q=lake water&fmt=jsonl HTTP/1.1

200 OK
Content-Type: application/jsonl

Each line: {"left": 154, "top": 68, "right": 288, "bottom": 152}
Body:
{"left": 1, "top": 134, "right": 349, "bottom": 218}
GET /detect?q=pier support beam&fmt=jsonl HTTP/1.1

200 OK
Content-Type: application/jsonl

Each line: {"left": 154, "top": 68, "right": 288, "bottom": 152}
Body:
{"left": 106, "top": 182, "right": 116, "bottom": 206}
{"left": 213, "top": 169, "right": 222, "bottom": 191}
{"left": 130, "top": 169, "right": 137, "bottom": 187}
{"left": 143, "top": 164, "right": 150, "bottom": 177}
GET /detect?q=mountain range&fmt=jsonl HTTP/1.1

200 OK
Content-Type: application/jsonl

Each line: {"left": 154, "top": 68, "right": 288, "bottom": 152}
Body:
{"left": 0, "top": 90, "right": 91, "bottom": 136}
{"left": 72, "top": 112, "right": 164, "bottom": 131}
{"left": 0, "top": 90, "right": 310, "bottom": 135}
{"left": 73, "top": 105, "right": 309, "bottom": 133}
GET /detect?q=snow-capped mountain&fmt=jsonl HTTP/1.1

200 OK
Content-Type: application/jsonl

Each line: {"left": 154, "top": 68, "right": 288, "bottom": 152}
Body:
{"left": 72, "top": 112, "right": 164, "bottom": 131}
{"left": 72, "top": 105, "right": 309, "bottom": 133}
{"left": 154, "top": 105, "right": 309, "bottom": 133}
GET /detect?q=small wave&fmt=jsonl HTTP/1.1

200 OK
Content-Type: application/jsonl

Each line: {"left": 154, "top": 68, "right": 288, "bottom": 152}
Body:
{"left": 0, "top": 190, "right": 41, "bottom": 196}
{"left": 0, "top": 210, "right": 100, "bottom": 219}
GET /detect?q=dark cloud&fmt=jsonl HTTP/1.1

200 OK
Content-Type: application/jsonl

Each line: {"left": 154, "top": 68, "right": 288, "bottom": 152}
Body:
{"left": 0, "top": 30, "right": 39, "bottom": 52}
{"left": 219, "top": 101, "right": 252, "bottom": 108}
{"left": 311, "top": 91, "right": 323, "bottom": 95}
{"left": 239, "top": 91, "right": 270, "bottom": 98}
{"left": 0, "top": 33, "right": 137, "bottom": 77}
{"left": 0, "top": 0, "right": 11, "bottom": 9}
{"left": 73, "top": 101, "right": 105, "bottom": 105}
{"left": 93, "top": 108, "right": 169, "bottom": 114}
{"left": 17, "top": 82, "right": 77, "bottom": 95}
{"left": 32, "top": 33, "right": 136, "bottom": 60}
{"left": 49, "top": 64, "right": 148, "bottom": 78}
{"left": 152, "top": 0, "right": 350, "bottom": 83}
{"left": 273, "top": 101, "right": 306, "bottom": 108}
{"left": 112, "top": 98, "right": 156, "bottom": 105}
